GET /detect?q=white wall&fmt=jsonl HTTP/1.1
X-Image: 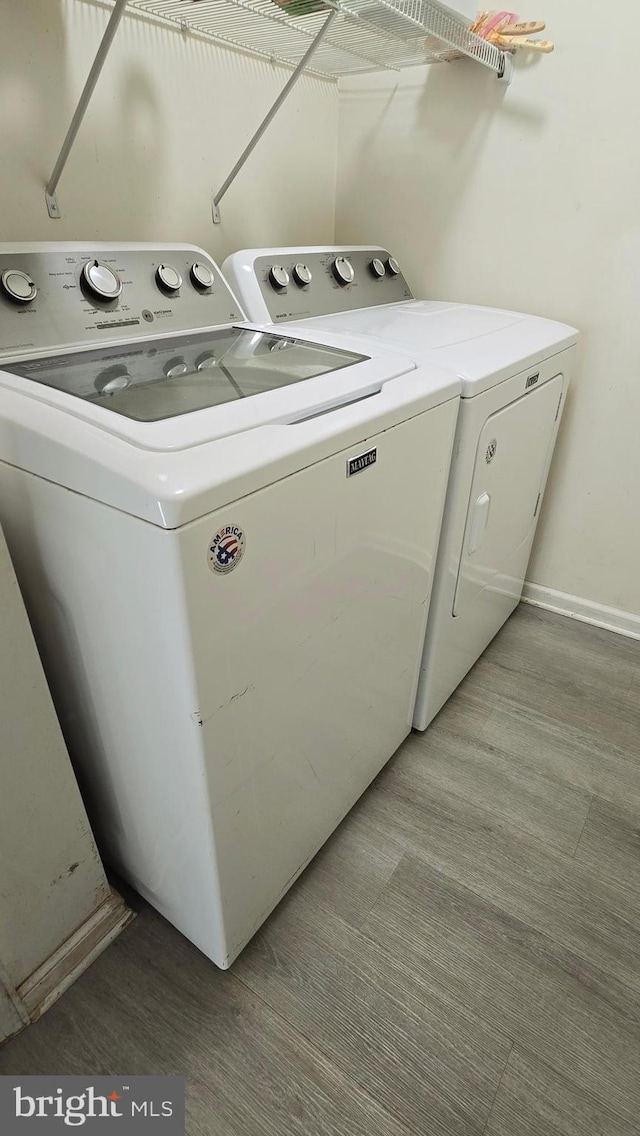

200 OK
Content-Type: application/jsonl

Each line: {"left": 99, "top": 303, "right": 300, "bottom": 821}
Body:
{"left": 336, "top": 3, "right": 640, "bottom": 627}
{"left": 0, "top": 0, "right": 338, "bottom": 261}
{"left": 0, "top": 524, "right": 110, "bottom": 989}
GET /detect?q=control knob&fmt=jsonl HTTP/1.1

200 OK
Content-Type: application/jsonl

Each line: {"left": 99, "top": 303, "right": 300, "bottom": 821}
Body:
{"left": 163, "top": 357, "right": 188, "bottom": 379}
{"left": 82, "top": 260, "right": 122, "bottom": 301}
{"left": 1, "top": 269, "right": 38, "bottom": 305}
{"left": 386, "top": 257, "right": 400, "bottom": 276}
{"left": 195, "top": 352, "right": 217, "bottom": 371}
{"left": 156, "top": 264, "right": 182, "bottom": 292}
{"left": 95, "top": 366, "right": 130, "bottom": 394}
{"left": 332, "top": 257, "right": 355, "bottom": 286}
{"left": 292, "top": 263, "right": 312, "bottom": 287}
{"left": 269, "top": 265, "right": 290, "bottom": 291}
{"left": 370, "top": 258, "right": 386, "bottom": 279}
{"left": 190, "top": 262, "right": 214, "bottom": 291}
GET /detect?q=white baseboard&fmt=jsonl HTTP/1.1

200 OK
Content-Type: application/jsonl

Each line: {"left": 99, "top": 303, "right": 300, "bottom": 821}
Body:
{"left": 521, "top": 582, "right": 640, "bottom": 642}
{"left": 18, "top": 889, "right": 134, "bottom": 1022}
{"left": 0, "top": 958, "right": 30, "bottom": 1045}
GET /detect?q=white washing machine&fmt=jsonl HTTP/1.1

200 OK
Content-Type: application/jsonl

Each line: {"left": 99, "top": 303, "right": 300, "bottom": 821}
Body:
{"left": 0, "top": 242, "right": 458, "bottom": 967}
{"left": 224, "top": 246, "right": 579, "bottom": 729}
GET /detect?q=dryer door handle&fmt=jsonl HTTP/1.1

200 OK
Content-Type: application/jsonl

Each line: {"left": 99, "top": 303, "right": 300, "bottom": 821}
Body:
{"left": 468, "top": 491, "right": 491, "bottom": 554}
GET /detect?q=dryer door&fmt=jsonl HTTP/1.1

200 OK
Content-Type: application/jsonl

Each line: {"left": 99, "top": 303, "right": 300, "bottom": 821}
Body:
{"left": 452, "top": 374, "right": 564, "bottom": 618}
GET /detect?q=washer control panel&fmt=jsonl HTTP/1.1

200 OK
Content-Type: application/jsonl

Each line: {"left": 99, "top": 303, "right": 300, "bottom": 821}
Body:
{"left": 0, "top": 244, "right": 244, "bottom": 360}
{"left": 253, "top": 248, "right": 413, "bottom": 322}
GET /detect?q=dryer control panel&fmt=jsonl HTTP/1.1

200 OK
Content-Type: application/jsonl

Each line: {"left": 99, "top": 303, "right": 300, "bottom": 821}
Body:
{"left": 252, "top": 248, "right": 414, "bottom": 323}
{"left": 0, "top": 244, "right": 244, "bottom": 362}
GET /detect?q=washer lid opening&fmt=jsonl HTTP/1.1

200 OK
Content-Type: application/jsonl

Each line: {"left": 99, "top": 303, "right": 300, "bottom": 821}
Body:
{"left": 4, "top": 326, "right": 366, "bottom": 424}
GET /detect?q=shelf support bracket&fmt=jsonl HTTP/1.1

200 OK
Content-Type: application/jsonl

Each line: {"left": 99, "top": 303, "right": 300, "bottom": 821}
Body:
{"left": 45, "top": 0, "right": 128, "bottom": 218}
{"left": 497, "top": 52, "right": 513, "bottom": 85}
{"left": 212, "top": 7, "right": 338, "bottom": 224}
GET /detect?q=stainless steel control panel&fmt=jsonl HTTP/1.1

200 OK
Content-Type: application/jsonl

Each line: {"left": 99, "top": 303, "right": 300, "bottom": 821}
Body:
{"left": 0, "top": 244, "right": 244, "bottom": 361}
{"left": 254, "top": 249, "right": 414, "bottom": 323}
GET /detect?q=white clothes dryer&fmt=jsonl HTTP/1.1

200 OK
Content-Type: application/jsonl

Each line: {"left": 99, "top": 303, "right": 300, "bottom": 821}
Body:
{"left": 224, "top": 246, "right": 579, "bottom": 729}
{"left": 0, "top": 242, "right": 458, "bottom": 967}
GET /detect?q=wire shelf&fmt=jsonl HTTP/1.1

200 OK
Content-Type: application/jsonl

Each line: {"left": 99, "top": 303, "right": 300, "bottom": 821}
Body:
{"left": 129, "top": 0, "right": 506, "bottom": 77}
{"left": 44, "top": 0, "right": 509, "bottom": 221}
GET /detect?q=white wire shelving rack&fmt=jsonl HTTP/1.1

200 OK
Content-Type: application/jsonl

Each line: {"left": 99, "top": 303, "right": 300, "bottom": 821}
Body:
{"left": 45, "top": 0, "right": 511, "bottom": 222}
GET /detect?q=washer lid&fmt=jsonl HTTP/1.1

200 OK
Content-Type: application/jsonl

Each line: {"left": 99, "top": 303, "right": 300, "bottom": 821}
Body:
{"left": 0, "top": 324, "right": 457, "bottom": 528}
{"left": 1, "top": 325, "right": 367, "bottom": 446}
{"left": 285, "top": 301, "right": 578, "bottom": 396}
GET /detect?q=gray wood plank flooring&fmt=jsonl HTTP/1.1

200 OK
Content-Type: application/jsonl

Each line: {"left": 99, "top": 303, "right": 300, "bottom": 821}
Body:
{"left": 471, "top": 607, "right": 640, "bottom": 753}
{"left": 358, "top": 749, "right": 640, "bottom": 994}
{"left": 233, "top": 890, "right": 511, "bottom": 1136}
{"left": 359, "top": 852, "right": 640, "bottom": 1127}
{"left": 389, "top": 704, "right": 594, "bottom": 854}
{"left": 574, "top": 795, "right": 640, "bottom": 888}
{"left": 2, "top": 604, "right": 640, "bottom": 1136}
{"left": 0, "top": 909, "right": 414, "bottom": 1136}
{"left": 484, "top": 1048, "right": 640, "bottom": 1136}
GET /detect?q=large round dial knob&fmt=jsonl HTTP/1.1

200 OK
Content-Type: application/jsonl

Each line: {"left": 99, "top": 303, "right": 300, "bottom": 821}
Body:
{"left": 386, "top": 257, "right": 400, "bottom": 276}
{"left": 370, "top": 257, "right": 386, "bottom": 279}
{"left": 156, "top": 264, "right": 182, "bottom": 292}
{"left": 95, "top": 366, "right": 130, "bottom": 394}
{"left": 163, "top": 357, "right": 188, "bottom": 379}
{"left": 332, "top": 256, "right": 355, "bottom": 286}
{"left": 82, "top": 260, "right": 122, "bottom": 301}
{"left": 1, "top": 269, "right": 38, "bottom": 304}
{"left": 292, "top": 263, "right": 312, "bottom": 287}
{"left": 195, "top": 352, "right": 217, "bottom": 371}
{"left": 269, "top": 265, "right": 290, "bottom": 291}
{"left": 190, "top": 262, "right": 214, "bottom": 291}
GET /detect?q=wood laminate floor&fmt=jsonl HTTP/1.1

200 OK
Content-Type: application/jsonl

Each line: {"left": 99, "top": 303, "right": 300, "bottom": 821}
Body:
{"left": 2, "top": 605, "right": 640, "bottom": 1136}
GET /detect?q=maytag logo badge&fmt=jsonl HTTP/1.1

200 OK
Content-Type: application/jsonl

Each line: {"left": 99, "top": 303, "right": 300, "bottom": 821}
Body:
{"left": 525, "top": 372, "right": 540, "bottom": 389}
{"left": 0, "top": 1076, "right": 185, "bottom": 1132}
{"left": 347, "top": 448, "right": 377, "bottom": 477}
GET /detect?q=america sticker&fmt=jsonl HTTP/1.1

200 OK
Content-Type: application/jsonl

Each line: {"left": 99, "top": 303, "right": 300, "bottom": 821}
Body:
{"left": 208, "top": 524, "right": 246, "bottom": 575}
